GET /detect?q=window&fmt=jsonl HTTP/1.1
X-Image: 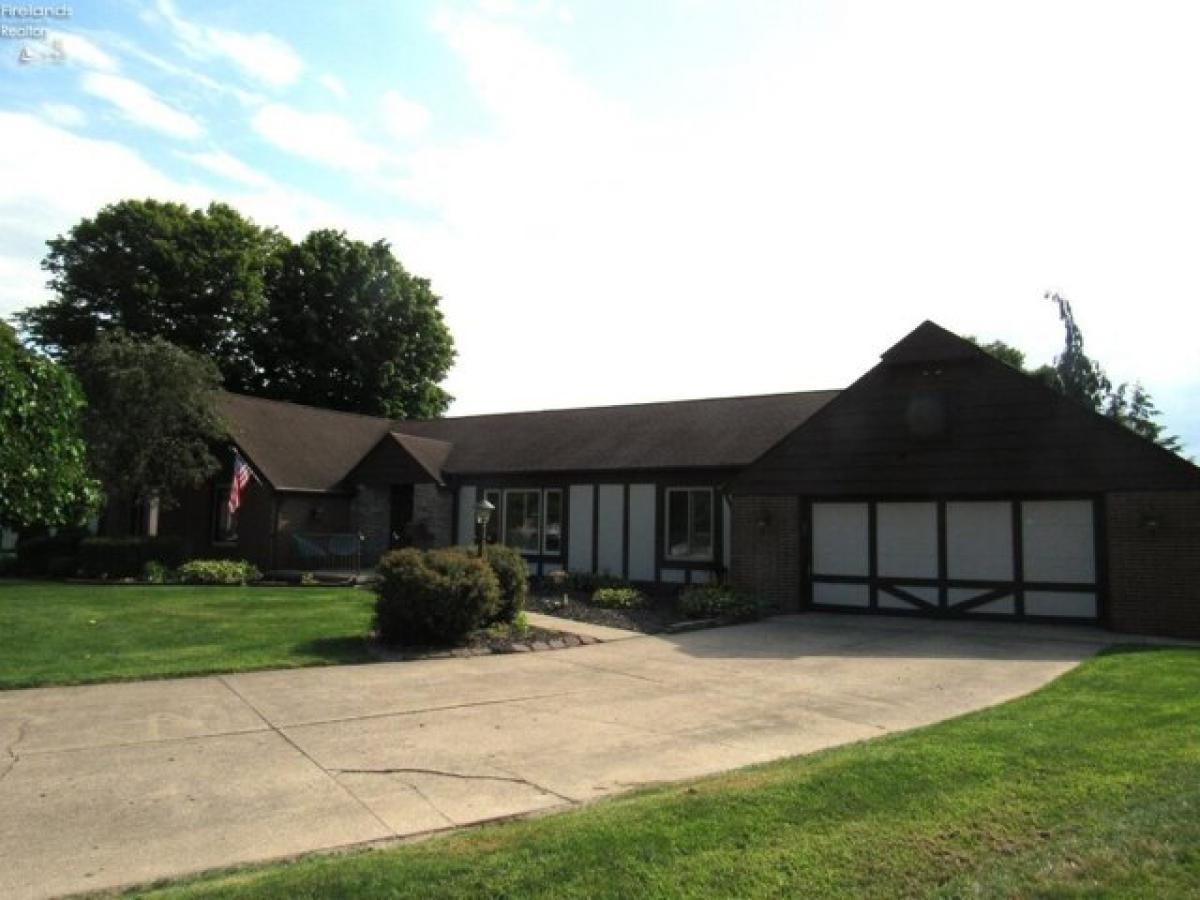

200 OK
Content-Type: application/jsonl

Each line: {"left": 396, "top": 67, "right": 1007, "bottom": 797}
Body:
{"left": 503, "top": 490, "right": 541, "bottom": 553}
{"left": 665, "top": 487, "right": 714, "bottom": 561}
{"left": 498, "top": 488, "right": 563, "bottom": 556}
{"left": 543, "top": 489, "right": 563, "bottom": 555}
{"left": 483, "top": 489, "right": 501, "bottom": 545}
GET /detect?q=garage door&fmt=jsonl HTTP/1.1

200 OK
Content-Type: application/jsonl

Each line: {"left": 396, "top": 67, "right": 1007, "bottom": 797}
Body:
{"left": 809, "top": 499, "right": 1099, "bottom": 622}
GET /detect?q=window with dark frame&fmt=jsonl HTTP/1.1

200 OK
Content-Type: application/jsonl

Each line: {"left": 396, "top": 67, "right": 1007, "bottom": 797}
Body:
{"left": 493, "top": 488, "right": 563, "bottom": 556}
{"left": 665, "top": 487, "right": 714, "bottom": 561}
{"left": 503, "top": 489, "right": 541, "bottom": 553}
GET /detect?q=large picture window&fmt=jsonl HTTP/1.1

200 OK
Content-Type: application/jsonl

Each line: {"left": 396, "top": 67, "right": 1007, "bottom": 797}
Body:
{"left": 665, "top": 487, "right": 714, "bottom": 561}
{"left": 499, "top": 488, "right": 563, "bottom": 556}
{"left": 503, "top": 490, "right": 541, "bottom": 553}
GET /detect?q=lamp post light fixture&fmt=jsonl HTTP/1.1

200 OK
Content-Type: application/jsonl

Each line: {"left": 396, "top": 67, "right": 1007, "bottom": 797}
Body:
{"left": 475, "top": 498, "right": 495, "bottom": 557}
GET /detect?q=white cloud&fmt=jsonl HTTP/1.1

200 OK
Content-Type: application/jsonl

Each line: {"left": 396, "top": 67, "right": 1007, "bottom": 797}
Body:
{"left": 40, "top": 103, "right": 87, "bottom": 128}
{"left": 319, "top": 74, "right": 349, "bottom": 99}
{"left": 48, "top": 31, "right": 119, "bottom": 71}
{"left": 378, "top": 90, "right": 431, "bottom": 140}
{"left": 81, "top": 72, "right": 203, "bottom": 139}
{"left": 177, "top": 149, "right": 274, "bottom": 189}
{"left": 396, "top": 2, "right": 1200, "bottom": 457}
{"left": 154, "top": 0, "right": 304, "bottom": 89}
{"left": 252, "top": 103, "right": 388, "bottom": 173}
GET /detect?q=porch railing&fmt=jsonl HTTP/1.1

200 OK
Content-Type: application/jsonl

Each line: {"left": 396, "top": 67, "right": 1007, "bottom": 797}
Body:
{"left": 283, "top": 532, "right": 363, "bottom": 573}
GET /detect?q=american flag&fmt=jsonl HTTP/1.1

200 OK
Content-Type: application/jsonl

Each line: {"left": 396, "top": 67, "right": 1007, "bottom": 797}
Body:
{"left": 227, "top": 452, "right": 252, "bottom": 516}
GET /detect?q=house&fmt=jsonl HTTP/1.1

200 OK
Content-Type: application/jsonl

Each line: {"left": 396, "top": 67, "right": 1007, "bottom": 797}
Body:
{"left": 152, "top": 321, "right": 1200, "bottom": 638}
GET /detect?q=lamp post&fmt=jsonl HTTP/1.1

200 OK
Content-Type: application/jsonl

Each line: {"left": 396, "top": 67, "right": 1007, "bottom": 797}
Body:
{"left": 475, "top": 498, "right": 495, "bottom": 558}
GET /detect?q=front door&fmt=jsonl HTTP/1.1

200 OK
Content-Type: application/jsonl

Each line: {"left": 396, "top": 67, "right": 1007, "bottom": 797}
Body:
{"left": 389, "top": 484, "right": 415, "bottom": 547}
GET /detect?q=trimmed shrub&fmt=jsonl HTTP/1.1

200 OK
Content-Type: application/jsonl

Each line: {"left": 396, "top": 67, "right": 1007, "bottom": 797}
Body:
{"left": 591, "top": 587, "right": 645, "bottom": 609}
{"left": 15, "top": 529, "right": 86, "bottom": 575}
{"left": 452, "top": 544, "right": 528, "bottom": 624}
{"left": 566, "top": 571, "right": 629, "bottom": 593}
{"left": 176, "top": 559, "right": 261, "bottom": 585}
{"left": 77, "top": 536, "right": 185, "bottom": 579}
{"left": 677, "top": 585, "right": 763, "bottom": 621}
{"left": 374, "top": 547, "right": 501, "bottom": 646}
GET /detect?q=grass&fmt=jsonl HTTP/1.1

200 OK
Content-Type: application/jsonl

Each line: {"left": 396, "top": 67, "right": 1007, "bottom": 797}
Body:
{"left": 0, "top": 579, "right": 375, "bottom": 689}
{"left": 131, "top": 645, "right": 1200, "bottom": 899}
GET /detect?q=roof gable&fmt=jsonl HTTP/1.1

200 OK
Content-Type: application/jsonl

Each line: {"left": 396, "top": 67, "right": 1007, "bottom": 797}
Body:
{"left": 734, "top": 321, "right": 1200, "bottom": 495}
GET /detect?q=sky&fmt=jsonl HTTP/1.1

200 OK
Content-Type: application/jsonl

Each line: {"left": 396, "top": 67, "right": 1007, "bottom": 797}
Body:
{"left": 1, "top": 0, "right": 1198, "bottom": 451}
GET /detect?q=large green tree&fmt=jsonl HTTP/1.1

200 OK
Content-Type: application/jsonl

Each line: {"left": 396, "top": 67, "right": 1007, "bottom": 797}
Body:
{"left": 250, "top": 230, "right": 455, "bottom": 417}
{"left": 18, "top": 200, "right": 457, "bottom": 417}
{"left": 72, "top": 333, "right": 227, "bottom": 509}
{"left": 0, "top": 323, "right": 99, "bottom": 528}
{"left": 972, "top": 293, "right": 1181, "bottom": 452}
{"left": 17, "top": 199, "right": 282, "bottom": 391}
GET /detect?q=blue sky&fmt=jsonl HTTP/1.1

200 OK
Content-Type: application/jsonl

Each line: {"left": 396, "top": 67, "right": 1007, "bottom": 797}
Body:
{"left": 1, "top": 0, "right": 1198, "bottom": 451}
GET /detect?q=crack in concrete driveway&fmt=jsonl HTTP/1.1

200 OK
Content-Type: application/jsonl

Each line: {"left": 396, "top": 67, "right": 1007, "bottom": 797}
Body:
{"left": 0, "top": 613, "right": 1122, "bottom": 900}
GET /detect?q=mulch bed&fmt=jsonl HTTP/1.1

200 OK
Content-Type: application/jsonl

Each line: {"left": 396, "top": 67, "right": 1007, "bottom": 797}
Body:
{"left": 526, "top": 591, "right": 684, "bottom": 634}
{"left": 370, "top": 621, "right": 601, "bottom": 661}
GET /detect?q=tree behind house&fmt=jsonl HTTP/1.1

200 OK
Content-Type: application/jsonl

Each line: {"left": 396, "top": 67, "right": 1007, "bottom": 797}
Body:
{"left": 970, "top": 293, "right": 1182, "bottom": 452}
{"left": 72, "top": 334, "right": 227, "bottom": 509}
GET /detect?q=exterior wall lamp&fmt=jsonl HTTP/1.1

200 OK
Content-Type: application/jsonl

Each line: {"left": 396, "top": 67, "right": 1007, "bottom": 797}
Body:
{"left": 475, "top": 498, "right": 495, "bottom": 557}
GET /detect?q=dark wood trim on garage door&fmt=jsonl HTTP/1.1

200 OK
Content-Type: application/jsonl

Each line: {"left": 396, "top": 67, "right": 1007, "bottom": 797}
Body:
{"left": 807, "top": 495, "right": 1103, "bottom": 624}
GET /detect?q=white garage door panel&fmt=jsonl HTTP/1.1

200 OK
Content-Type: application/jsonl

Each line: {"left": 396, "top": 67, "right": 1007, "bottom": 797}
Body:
{"left": 809, "top": 497, "right": 1097, "bottom": 623}
{"left": 813, "top": 582, "right": 869, "bottom": 607}
{"left": 947, "top": 502, "right": 1013, "bottom": 581}
{"left": 1025, "top": 591, "right": 1097, "bottom": 618}
{"left": 966, "top": 595, "right": 1016, "bottom": 615}
{"left": 812, "top": 503, "right": 869, "bottom": 576}
{"left": 1022, "top": 501, "right": 1095, "bottom": 583}
{"left": 877, "top": 502, "right": 938, "bottom": 578}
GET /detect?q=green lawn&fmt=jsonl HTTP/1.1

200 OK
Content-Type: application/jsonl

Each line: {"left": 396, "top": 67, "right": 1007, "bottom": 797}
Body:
{"left": 0, "top": 580, "right": 375, "bottom": 689}
{"left": 134, "top": 646, "right": 1200, "bottom": 899}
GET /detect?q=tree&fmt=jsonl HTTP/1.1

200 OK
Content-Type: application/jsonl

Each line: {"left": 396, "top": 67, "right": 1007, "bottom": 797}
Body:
{"left": 966, "top": 337, "right": 1026, "bottom": 370}
{"left": 251, "top": 230, "right": 455, "bottom": 417}
{"left": 0, "top": 323, "right": 99, "bottom": 528}
{"left": 1043, "top": 291, "right": 1112, "bottom": 409}
{"left": 973, "top": 293, "right": 1182, "bottom": 452}
{"left": 17, "top": 199, "right": 281, "bottom": 391}
{"left": 72, "top": 333, "right": 227, "bottom": 509}
{"left": 1103, "top": 382, "right": 1183, "bottom": 453}
{"left": 18, "top": 201, "right": 457, "bottom": 417}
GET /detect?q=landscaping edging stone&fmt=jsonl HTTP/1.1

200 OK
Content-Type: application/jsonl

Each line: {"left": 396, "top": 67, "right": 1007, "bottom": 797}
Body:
{"left": 369, "top": 631, "right": 604, "bottom": 662}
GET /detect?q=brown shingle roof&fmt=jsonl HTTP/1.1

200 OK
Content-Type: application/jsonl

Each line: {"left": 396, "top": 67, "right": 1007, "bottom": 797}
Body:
{"left": 217, "top": 389, "right": 839, "bottom": 491}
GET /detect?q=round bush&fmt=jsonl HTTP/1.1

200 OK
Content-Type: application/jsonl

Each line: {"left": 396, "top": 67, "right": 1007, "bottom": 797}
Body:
{"left": 452, "top": 544, "right": 528, "bottom": 624}
{"left": 374, "top": 547, "right": 501, "bottom": 646}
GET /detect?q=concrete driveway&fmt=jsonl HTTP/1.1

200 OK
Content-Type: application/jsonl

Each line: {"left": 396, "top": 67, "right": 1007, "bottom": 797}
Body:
{"left": 0, "top": 613, "right": 1124, "bottom": 899}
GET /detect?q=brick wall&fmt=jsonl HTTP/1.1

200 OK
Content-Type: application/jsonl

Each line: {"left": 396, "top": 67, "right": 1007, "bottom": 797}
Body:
{"left": 413, "top": 483, "right": 454, "bottom": 547}
{"left": 1106, "top": 490, "right": 1200, "bottom": 638}
{"left": 351, "top": 484, "right": 390, "bottom": 564}
{"left": 730, "top": 495, "right": 801, "bottom": 611}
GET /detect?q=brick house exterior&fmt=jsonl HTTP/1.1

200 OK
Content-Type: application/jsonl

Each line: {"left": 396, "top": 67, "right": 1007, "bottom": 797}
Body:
{"left": 135, "top": 320, "right": 1200, "bottom": 639}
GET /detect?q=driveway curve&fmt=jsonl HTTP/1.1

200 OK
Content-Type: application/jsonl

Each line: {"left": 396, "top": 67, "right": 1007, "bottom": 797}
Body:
{"left": 0, "top": 613, "right": 1114, "bottom": 899}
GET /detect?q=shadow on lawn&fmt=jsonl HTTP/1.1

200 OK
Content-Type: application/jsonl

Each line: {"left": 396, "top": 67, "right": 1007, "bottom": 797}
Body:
{"left": 293, "top": 635, "right": 374, "bottom": 663}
